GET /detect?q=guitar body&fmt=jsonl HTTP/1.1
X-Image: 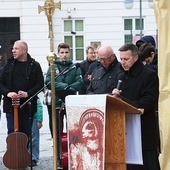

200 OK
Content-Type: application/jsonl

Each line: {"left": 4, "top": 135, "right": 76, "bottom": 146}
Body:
{"left": 3, "top": 132, "right": 31, "bottom": 169}
{"left": 3, "top": 98, "right": 31, "bottom": 169}
{"left": 62, "top": 132, "right": 68, "bottom": 170}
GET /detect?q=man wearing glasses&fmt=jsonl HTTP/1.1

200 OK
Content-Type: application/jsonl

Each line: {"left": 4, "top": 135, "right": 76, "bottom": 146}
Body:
{"left": 79, "top": 46, "right": 97, "bottom": 94}
{"left": 86, "top": 45, "right": 120, "bottom": 94}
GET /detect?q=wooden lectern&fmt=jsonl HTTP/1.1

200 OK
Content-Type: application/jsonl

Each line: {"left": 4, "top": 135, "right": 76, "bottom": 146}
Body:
{"left": 105, "top": 95, "right": 142, "bottom": 170}
{"left": 66, "top": 94, "right": 142, "bottom": 170}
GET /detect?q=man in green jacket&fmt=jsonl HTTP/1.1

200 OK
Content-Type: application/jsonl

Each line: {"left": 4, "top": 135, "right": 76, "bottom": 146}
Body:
{"left": 45, "top": 42, "right": 83, "bottom": 168}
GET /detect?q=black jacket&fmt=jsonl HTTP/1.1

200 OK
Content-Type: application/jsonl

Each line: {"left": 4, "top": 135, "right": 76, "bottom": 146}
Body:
{"left": 0, "top": 54, "right": 44, "bottom": 114}
{"left": 87, "top": 58, "right": 120, "bottom": 94}
{"left": 79, "top": 58, "right": 96, "bottom": 94}
{"left": 119, "top": 59, "right": 159, "bottom": 150}
{"left": 84, "top": 60, "right": 101, "bottom": 87}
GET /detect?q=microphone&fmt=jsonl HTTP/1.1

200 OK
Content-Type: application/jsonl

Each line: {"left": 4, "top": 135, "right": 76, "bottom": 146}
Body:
{"left": 62, "top": 63, "right": 80, "bottom": 75}
{"left": 116, "top": 80, "right": 122, "bottom": 90}
{"left": 112, "top": 73, "right": 125, "bottom": 97}
{"left": 116, "top": 73, "right": 125, "bottom": 90}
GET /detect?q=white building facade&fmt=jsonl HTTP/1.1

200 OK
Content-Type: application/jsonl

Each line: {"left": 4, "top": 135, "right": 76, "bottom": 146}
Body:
{"left": 0, "top": 0, "right": 157, "bottom": 73}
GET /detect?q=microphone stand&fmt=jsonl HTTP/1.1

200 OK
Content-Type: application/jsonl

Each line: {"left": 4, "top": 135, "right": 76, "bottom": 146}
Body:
{"left": 28, "top": 101, "right": 33, "bottom": 170}
{"left": 20, "top": 58, "right": 70, "bottom": 170}
{"left": 20, "top": 65, "right": 69, "bottom": 109}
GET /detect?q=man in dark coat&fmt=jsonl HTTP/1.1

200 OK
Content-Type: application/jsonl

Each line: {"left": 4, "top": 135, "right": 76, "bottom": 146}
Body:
{"left": 87, "top": 45, "right": 120, "bottom": 94}
{"left": 83, "top": 59, "right": 101, "bottom": 87}
{"left": 112, "top": 43, "right": 160, "bottom": 170}
{"left": 79, "top": 46, "right": 97, "bottom": 94}
{"left": 0, "top": 40, "right": 44, "bottom": 138}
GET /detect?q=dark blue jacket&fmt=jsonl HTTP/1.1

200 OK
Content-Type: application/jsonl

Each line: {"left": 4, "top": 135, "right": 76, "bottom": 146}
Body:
{"left": 87, "top": 58, "right": 120, "bottom": 94}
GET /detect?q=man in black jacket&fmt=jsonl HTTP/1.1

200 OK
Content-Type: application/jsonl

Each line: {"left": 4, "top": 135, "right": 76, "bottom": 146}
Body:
{"left": 112, "top": 43, "right": 160, "bottom": 170}
{"left": 87, "top": 45, "right": 120, "bottom": 94}
{"left": 0, "top": 40, "right": 44, "bottom": 139}
{"left": 79, "top": 46, "right": 97, "bottom": 94}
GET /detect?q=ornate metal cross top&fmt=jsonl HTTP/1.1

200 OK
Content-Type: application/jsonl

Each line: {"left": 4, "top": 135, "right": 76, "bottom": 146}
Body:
{"left": 38, "top": 0, "right": 61, "bottom": 51}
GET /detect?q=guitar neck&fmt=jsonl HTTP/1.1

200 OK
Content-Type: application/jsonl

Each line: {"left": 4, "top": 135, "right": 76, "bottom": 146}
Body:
{"left": 14, "top": 106, "right": 19, "bottom": 132}
{"left": 12, "top": 98, "right": 20, "bottom": 132}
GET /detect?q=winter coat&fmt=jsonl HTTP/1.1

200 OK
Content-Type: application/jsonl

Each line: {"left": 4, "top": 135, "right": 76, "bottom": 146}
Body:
{"left": 79, "top": 58, "right": 96, "bottom": 94}
{"left": 119, "top": 59, "right": 159, "bottom": 151}
{"left": 45, "top": 58, "right": 83, "bottom": 107}
{"left": 87, "top": 58, "right": 120, "bottom": 94}
{"left": 0, "top": 54, "right": 44, "bottom": 114}
{"left": 83, "top": 60, "right": 101, "bottom": 90}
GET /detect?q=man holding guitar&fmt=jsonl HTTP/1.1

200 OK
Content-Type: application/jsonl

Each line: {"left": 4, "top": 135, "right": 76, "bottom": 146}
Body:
{"left": 0, "top": 40, "right": 44, "bottom": 169}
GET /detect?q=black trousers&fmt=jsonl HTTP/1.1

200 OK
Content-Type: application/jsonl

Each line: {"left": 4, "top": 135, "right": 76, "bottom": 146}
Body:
{"left": 127, "top": 150, "right": 161, "bottom": 170}
{"left": 47, "top": 105, "right": 53, "bottom": 138}
{"left": 56, "top": 107, "right": 66, "bottom": 165}
{"left": 47, "top": 105, "right": 66, "bottom": 138}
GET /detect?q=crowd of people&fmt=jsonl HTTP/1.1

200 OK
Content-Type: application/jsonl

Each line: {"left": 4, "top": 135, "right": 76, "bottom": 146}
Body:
{"left": 0, "top": 35, "right": 160, "bottom": 170}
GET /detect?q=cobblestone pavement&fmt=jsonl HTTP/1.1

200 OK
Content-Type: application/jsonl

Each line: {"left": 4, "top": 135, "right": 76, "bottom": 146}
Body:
{"left": 0, "top": 95, "right": 56, "bottom": 170}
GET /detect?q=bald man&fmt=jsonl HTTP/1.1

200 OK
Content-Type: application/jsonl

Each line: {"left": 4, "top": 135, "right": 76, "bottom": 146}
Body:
{"left": 87, "top": 45, "right": 121, "bottom": 94}
{"left": 0, "top": 40, "right": 44, "bottom": 139}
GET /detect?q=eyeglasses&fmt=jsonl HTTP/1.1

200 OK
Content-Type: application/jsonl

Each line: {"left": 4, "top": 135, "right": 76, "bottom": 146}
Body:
{"left": 99, "top": 54, "right": 113, "bottom": 62}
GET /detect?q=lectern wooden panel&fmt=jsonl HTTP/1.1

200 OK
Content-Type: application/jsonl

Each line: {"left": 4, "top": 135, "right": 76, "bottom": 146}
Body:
{"left": 66, "top": 94, "right": 142, "bottom": 170}
{"left": 105, "top": 95, "right": 142, "bottom": 170}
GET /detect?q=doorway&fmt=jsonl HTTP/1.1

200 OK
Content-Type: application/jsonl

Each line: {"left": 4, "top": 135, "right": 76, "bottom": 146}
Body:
{"left": 0, "top": 17, "right": 20, "bottom": 65}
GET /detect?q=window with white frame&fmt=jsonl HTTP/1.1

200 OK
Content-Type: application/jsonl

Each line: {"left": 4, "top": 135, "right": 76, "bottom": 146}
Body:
{"left": 124, "top": 18, "right": 144, "bottom": 43}
{"left": 63, "top": 19, "right": 84, "bottom": 61}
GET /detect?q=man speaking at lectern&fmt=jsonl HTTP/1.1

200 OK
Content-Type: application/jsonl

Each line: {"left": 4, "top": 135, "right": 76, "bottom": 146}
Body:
{"left": 112, "top": 43, "right": 160, "bottom": 170}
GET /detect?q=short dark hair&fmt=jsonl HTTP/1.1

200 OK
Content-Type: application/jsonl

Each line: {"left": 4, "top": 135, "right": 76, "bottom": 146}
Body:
{"left": 138, "top": 43, "right": 155, "bottom": 61}
{"left": 119, "top": 43, "right": 138, "bottom": 57}
{"left": 58, "top": 43, "right": 70, "bottom": 53}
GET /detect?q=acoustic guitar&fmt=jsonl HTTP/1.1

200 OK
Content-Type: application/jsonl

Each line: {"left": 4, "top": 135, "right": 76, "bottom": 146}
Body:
{"left": 3, "top": 98, "right": 31, "bottom": 169}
